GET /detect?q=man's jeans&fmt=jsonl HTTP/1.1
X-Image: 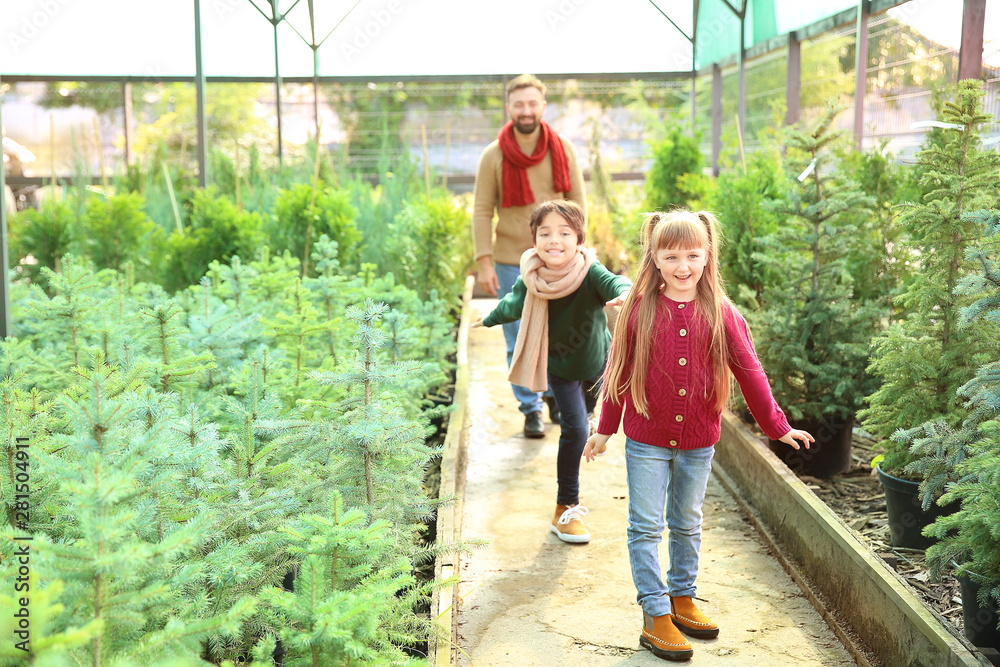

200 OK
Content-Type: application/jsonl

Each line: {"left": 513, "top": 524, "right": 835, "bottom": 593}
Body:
{"left": 624, "top": 437, "right": 715, "bottom": 617}
{"left": 494, "top": 262, "right": 544, "bottom": 416}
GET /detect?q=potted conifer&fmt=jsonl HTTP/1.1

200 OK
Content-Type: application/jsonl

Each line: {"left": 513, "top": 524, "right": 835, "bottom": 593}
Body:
{"left": 917, "top": 210, "right": 1000, "bottom": 650}
{"left": 753, "top": 103, "right": 882, "bottom": 477}
{"left": 859, "top": 80, "right": 1000, "bottom": 548}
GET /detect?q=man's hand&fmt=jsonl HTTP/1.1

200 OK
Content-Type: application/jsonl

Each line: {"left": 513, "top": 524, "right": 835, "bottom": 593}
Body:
{"left": 584, "top": 433, "right": 611, "bottom": 462}
{"left": 477, "top": 257, "right": 499, "bottom": 297}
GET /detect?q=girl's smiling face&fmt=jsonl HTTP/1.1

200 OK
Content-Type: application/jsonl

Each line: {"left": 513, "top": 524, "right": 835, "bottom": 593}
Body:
{"left": 534, "top": 211, "right": 582, "bottom": 270}
{"left": 654, "top": 245, "right": 707, "bottom": 301}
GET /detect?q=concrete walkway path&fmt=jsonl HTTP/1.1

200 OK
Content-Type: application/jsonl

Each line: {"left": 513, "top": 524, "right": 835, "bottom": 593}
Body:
{"left": 454, "top": 298, "right": 857, "bottom": 667}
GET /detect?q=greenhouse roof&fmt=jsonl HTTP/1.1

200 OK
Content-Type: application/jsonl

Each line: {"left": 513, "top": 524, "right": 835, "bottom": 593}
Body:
{"left": 2, "top": 0, "right": 916, "bottom": 80}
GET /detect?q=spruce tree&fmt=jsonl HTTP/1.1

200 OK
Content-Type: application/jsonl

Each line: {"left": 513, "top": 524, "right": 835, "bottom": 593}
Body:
{"left": 754, "top": 103, "right": 882, "bottom": 423}
{"left": 860, "top": 80, "right": 1000, "bottom": 472}
{"left": 2, "top": 357, "right": 254, "bottom": 666}
{"left": 312, "top": 300, "right": 436, "bottom": 527}
{"left": 914, "top": 212, "right": 1000, "bottom": 612}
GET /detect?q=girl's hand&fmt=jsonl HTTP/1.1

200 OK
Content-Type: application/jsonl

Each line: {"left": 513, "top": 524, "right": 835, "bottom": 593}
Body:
{"left": 471, "top": 318, "right": 484, "bottom": 328}
{"left": 778, "top": 428, "right": 814, "bottom": 450}
{"left": 584, "top": 433, "right": 611, "bottom": 461}
{"left": 606, "top": 289, "right": 630, "bottom": 307}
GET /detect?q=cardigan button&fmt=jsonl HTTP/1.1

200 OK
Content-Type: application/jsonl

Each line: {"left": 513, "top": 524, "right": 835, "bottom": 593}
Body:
{"left": 679, "top": 328, "right": 687, "bottom": 336}
{"left": 678, "top": 358, "right": 687, "bottom": 366}
{"left": 677, "top": 303, "right": 685, "bottom": 309}
{"left": 670, "top": 440, "right": 678, "bottom": 447}
{"left": 679, "top": 388, "right": 687, "bottom": 396}
{"left": 675, "top": 414, "right": 683, "bottom": 422}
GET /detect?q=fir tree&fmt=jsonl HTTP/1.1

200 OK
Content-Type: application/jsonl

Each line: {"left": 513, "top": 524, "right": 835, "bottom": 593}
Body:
{"left": 3, "top": 356, "right": 255, "bottom": 666}
{"left": 860, "top": 80, "right": 1000, "bottom": 472}
{"left": 185, "top": 277, "right": 257, "bottom": 390}
{"left": 754, "top": 103, "right": 882, "bottom": 423}
{"left": 138, "top": 298, "right": 215, "bottom": 395}
{"left": 312, "top": 300, "right": 436, "bottom": 527}
{"left": 256, "top": 493, "right": 426, "bottom": 666}
{"left": 913, "top": 212, "right": 1000, "bottom": 614}
{"left": 21, "top": 256, "right": 105, "bottom": 385}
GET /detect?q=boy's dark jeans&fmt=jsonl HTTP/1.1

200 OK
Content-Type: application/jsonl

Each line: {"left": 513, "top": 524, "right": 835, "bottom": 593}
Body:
{"left": 548, "top": 367, "right": 604, "bottom": 506}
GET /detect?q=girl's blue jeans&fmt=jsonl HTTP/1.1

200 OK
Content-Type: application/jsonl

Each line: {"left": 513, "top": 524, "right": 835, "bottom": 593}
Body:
{"left": 625, "top": 436, "right": 715, "bottom": 618}
{"left": 547, "top": 368, "right": 602, "bottom": 506}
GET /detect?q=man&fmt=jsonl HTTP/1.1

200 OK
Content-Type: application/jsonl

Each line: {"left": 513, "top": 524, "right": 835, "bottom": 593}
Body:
{"left": 472, "top": 74, "right": 587, "bottom": 438}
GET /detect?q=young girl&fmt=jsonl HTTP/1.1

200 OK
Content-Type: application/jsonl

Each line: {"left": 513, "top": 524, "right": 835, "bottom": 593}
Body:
{"left": 583, "top": 209, "right": 812, "bottom": 661}
{"left": 474, "top": 199, "right": 631, "bottom": 544}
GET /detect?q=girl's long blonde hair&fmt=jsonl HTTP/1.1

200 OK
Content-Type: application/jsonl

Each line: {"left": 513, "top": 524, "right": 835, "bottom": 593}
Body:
{"left": 602, "top": 209, "right": 732, "bottom": 417}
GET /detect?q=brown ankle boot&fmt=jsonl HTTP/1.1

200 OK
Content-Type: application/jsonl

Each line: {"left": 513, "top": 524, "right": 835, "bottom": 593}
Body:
{"left": 550, "top": 504, "right": 590, "bottom": 543}
{"left": 639, "top": 611, "right": 693, "bottom": 661}
{"left": 670, "top": 595, "right": 719, "bottom": 638}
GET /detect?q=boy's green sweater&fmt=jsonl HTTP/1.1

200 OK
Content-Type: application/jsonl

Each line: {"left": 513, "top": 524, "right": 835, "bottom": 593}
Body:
{"left": 483, "top": 262, "right": 631, "bottom": 381}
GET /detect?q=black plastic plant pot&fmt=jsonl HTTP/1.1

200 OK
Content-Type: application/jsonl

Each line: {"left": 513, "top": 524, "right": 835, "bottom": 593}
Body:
{"left": 768, "top": 414, "right": 853, "bottom": 478}
{"left": 955, "top": 567, "right": 1000, "bottom": 650}
{"left": 877, "top": 464, "right": 959, "bottom": 550}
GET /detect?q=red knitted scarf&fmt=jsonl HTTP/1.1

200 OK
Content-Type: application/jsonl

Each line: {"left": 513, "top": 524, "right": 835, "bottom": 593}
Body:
{"left": 498, "top": 120, "right": 571, "bottom": 208}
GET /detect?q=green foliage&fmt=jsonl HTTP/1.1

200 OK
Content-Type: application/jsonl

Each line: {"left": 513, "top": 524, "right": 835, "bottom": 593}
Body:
{"left": 836, "top": 141, "right": 912, "bottom": 309}
{"left": 643, "top": 123, "right": 707, "bottom": 211}
{"left": 860, "top": 80, "right": 1000, "bottom": 473}
{"left": 349, "top": 154, "right": 421, "bottom": 272}
{"left": 385, "top": 195, "right": 471, "bottom": 301}
{"left": 270, "top": 183, "right": 361, "bottom": 272}
{"left": 753, "top": 103, "right": 883, "bottom": 423}
{"left": 83, "top": 193, "right": 167, "bottom": 282}
{"left": 8, "top": 199, "right": 77, "bottom": 283}
{"left": 708, "top": 149, "right": 784, "bottom": 310}
{"left": 164, "top": 189, "right": 265, "bottom": 292}
{"left": 918, "top": 212, "right": 1000, "bottom": 616}
{"left": 257, "top": 494, "right": 425, "bottom": 666}
{"left": 0, "top": 229, "right": 461, "bottom": 664}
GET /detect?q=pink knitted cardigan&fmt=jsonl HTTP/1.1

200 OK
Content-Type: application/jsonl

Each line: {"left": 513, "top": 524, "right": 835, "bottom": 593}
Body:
{"left": 597, "top": 294, "right": 791, "bottom": 450}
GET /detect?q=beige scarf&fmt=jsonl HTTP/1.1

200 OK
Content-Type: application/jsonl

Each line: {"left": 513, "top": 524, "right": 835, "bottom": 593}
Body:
{"left": 508, "top": 246, "right": 595, "bottom": 392}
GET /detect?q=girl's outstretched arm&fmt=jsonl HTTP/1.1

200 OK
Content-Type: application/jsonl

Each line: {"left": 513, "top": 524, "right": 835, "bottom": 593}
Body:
{"left": 584, "top": 433, "right": 611, "bottom": 461}
{"left": 776, "top": 428, "right": 814, "bottom": 450}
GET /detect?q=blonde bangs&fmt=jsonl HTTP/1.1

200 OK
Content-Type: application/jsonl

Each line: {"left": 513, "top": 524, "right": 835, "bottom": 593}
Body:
{"left": 649, "top": 213, "right": 710, "bottom": 253}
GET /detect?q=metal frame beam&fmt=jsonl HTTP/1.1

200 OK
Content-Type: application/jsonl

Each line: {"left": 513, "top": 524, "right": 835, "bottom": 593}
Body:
{"left": 122, "top": 81, "right": 134, "bottom": 166}
{"left": 194, "top": 0, "right": 208, "bottom": 187}
{"left": 786, "top": 33, "right": 801, "bottom": 126}
{"left": 853, "top": 0, "right": 870, "bottom": 150}
{"left": 0, "top": 74, "right": 10, "bottom": 339}
{"left": 2, "top": 71, "right": 694, "bottom": 85}
{"left": 711, "top": 63, "right": 722, "bottom": 175}
{"left": 958, "top": 0, "right": 987, "bottom": 81}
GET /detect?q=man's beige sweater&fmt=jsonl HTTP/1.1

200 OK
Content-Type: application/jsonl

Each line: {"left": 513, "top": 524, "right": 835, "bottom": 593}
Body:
{"left": 472, "top": 134, "right": 587, "bottom": 266}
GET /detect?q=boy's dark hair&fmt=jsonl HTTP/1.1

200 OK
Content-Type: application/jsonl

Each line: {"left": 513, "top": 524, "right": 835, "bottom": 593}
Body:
{"left": 529, "top": 200, "right": 586, "bottom": 244}
{"left": 506, "top": 73, "right": 546, "bottom": 100}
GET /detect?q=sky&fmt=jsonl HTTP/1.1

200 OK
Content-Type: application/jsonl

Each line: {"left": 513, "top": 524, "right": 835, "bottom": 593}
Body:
{"left": 0, "top": 0, "right": 997, "bottom": 78}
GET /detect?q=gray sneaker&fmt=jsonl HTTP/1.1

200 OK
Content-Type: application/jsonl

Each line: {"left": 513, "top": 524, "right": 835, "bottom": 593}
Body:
{"left": 524, "top": 411, "right": 545, "bottom": 438}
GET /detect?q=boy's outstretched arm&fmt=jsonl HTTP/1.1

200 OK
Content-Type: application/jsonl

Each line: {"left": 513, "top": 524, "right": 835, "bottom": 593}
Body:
{"left": 584, "top": 432, "right": 611, "bottom": 461}
{"left": 606, "top": 289, "right": 629, "bottom": 307}
{"left": 776, "top": 428, "right": 814, "bottom": 450}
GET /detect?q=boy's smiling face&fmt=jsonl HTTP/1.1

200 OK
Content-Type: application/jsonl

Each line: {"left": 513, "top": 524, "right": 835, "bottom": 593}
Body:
{"left": 534, "top": 211, "right": 582, "bottom": 270}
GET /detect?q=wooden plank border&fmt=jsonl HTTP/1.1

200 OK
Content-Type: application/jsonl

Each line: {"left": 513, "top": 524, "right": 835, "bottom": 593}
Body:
{"left": 714, "top": 412, "right": 991, "bottom": 667}
{"left": 428, "top": 275, "right": 474, "bottom": 667}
